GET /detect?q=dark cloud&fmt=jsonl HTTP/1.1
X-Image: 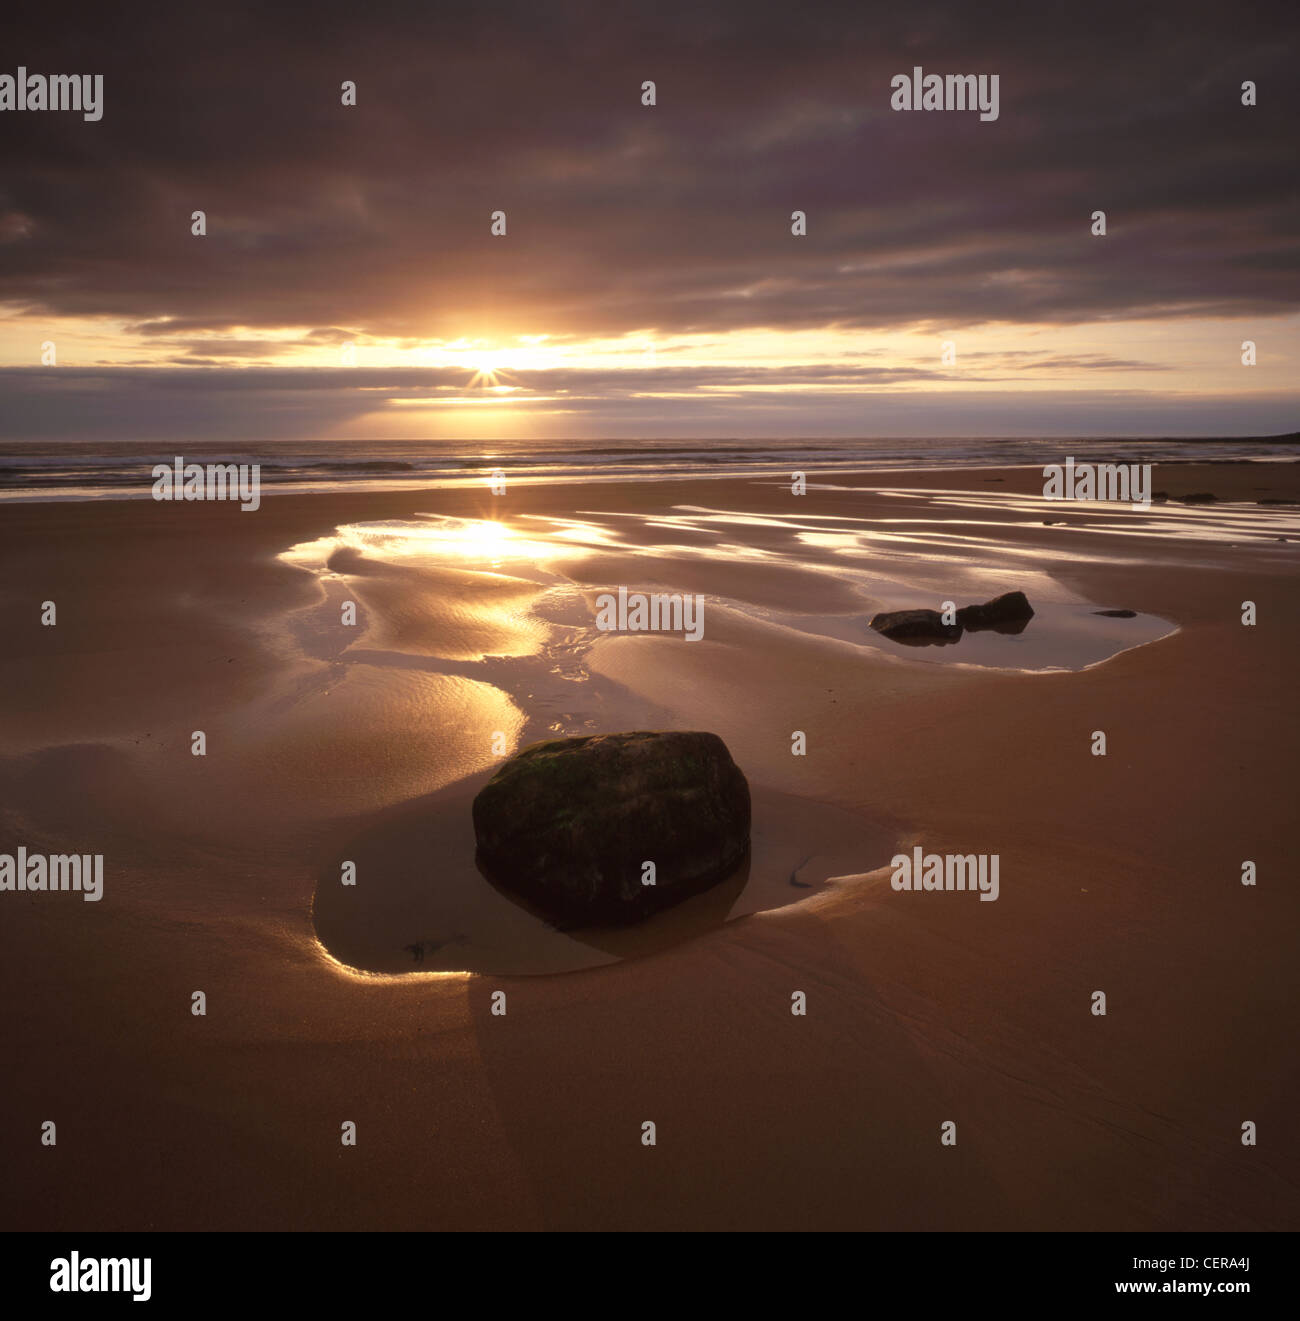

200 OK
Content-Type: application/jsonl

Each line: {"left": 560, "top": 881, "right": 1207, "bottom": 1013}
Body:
{"left": 1, "top": 0, "right": 1296, "bottom": 344}
{"left": 1, "top": 377, "right": 1294, "bottom": 442}
{"left": 0, "top": 357, "right": 1170, "bottom": 401}
{"left": 0, "top": 359, "right": 1274, "bottom": 444}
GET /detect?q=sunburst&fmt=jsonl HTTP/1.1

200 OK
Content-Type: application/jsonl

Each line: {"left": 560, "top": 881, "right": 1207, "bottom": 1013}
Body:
{"left": 468, "top": 359, "right": 521, "bottom": 391}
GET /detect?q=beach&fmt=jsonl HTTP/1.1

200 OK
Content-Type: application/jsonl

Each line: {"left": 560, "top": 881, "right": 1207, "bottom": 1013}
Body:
{"left": 1, "top": 459, "right": 1297, "bottom": 1231}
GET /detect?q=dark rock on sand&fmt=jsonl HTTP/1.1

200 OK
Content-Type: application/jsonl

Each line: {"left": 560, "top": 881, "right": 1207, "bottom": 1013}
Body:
{"left": 472, "top": 731, "right": 751, "bottom": 925}
{"left": 1179, "top": 492, "right": 1218, "bottom": 504}
{"left": 955, "top": 591, "right": 1035, "bottom": 633}
{"left": 1094, "top": 608, "right": 1137, "bottom": 618}
{"left": 867, "top": 608, "right": 963, "bottom": 645}
{"left": 870, "top": 592, "right": 1035, "bottom": 644}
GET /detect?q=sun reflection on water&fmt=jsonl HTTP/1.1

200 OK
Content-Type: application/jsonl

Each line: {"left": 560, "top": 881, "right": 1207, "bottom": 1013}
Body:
{"left": 282, "top": 516, "right": 571, "bottom": 572}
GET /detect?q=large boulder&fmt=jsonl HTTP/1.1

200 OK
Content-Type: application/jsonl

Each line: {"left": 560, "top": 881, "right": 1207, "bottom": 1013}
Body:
{"left": 472, "top": 731, "right": 751, "bottom": 925}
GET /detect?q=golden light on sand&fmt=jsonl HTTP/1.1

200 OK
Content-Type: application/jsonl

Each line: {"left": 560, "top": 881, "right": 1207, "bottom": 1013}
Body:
{"left": 283, "top": 516, "right": 559, "bottom": 567}
{"left": 351, "top": 516, "right": 526, "bottom": 561}
{"left": 454, "top": 518, "right": 513, "bottom": 558}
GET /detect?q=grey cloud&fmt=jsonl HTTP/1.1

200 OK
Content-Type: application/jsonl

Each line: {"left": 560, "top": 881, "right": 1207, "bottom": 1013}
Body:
{"left": 0, "top": 0, "right": 1295, "bottom": 344}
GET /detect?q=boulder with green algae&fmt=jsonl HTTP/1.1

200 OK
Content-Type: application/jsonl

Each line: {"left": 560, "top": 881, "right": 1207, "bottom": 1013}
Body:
{"left": 472, "top": 731, "right": 751, "bottom": 924}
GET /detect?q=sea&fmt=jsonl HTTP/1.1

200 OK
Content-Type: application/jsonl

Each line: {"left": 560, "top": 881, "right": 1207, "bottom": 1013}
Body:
{"left": 0, "top": 435, "right": 1296, "bottom": 502}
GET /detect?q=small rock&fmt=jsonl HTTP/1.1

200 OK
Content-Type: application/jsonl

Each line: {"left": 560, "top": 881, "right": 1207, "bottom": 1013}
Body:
{"left": 955, "top": 591, "right": 1035, "bottom": 633}
{"left": 1094, "top": 608, "right": 1137, "bottom": 618}
{"left": 870, "top": 592, "right": 1036, "bottom": 644}
{"left": 867, "top": 609, "right": 963, "bottom": 645}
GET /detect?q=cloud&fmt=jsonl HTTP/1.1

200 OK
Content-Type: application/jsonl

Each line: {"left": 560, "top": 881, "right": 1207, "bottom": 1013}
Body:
{"left": 0, "top": 0, "right": 1295, "bottom": 347}
{"left": 0, "top": 363, "right": 1287, "bottom": 442}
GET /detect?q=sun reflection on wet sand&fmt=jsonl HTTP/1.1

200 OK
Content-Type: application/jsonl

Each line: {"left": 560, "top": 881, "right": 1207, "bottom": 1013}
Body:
{"left": 277, "top": 499, "right": 1197, "bottom": 684}
{"left": 267, "top": 491, "right": 1276, "bottom": 976}
{"left": 281, "top": 515, "right": 561, "bottom": 571}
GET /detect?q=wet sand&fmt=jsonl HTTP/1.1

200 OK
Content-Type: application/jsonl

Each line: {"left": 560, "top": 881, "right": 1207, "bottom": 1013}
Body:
{"left": 1, "top": 461, "right": 1297, "bottom": 1230}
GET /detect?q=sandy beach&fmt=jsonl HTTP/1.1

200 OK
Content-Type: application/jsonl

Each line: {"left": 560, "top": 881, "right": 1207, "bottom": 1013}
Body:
{"left": 1, "top": 460, "right": 1297, "bottom": 1231}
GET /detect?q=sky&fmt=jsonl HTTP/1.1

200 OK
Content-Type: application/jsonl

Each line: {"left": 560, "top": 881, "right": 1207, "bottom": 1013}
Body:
{"left": 0, "top": 0, "right": 1296, "bottom": 442}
